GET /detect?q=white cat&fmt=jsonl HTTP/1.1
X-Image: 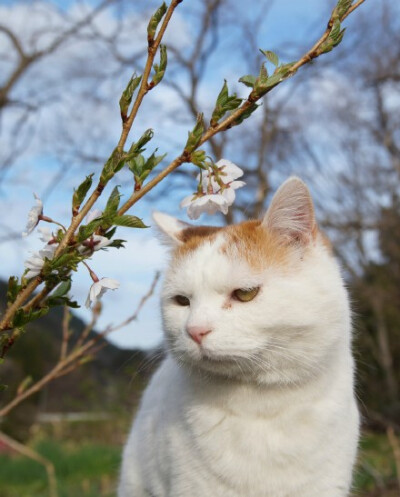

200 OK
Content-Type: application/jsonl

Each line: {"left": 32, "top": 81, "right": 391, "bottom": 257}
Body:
{"left": 119, "top": 177, "right": 360, "bottom": 497}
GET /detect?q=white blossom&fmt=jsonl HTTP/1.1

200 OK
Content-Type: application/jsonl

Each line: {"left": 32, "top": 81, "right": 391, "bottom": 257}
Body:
{"left": 24, "top": 247, "right": 55, "bottom": 279}
{"left": 85, "top": 277, "right": 120, "bottom": 308}
{"left": 181, "top": 159, "right": 245, "bottom": 219}
{"left": 213, "top": 159, "right": 244, "bottom": 182}
{"left": 78, "top": 235, "right": 112, "bottom": 254}
{"left": 22, "top": 193, "right": 43, "bottom": 237}
{"left": 38, "top": 226, "right": 53, "bottom": 243}
{"left": 86, "top": 209, "right": 103, "bottom": 224}
{"left": 180, "top": 193, "right": 229, "bottom": 220}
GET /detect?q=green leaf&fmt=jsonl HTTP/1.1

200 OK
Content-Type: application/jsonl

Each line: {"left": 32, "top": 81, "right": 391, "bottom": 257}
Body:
{"left": 72, "top": 174, "right": 93, "bottom": 213}
{"left": 191, "top": 150, "right": 207, "bottom": 168}
{"left": 143, "top": 150, "right": 166, "bottom": 175}
{"left": 113, "top": 215, "right": 148, "bottom": 229}
{"left": 100, "top": 148, "right": 125, "bottom": 185}
{"left": 104, "top": 186, "right": 121, "bottom": 219}
{"left": 104, "top": 227, "right": 117, "bottom": 240}
{"left": 231, "top": 102, "right": 260, "bottom": 126}
{"left": 12, "top": 307, "right": 49, "bottom": 327}
{"left": 47, "top": 296, "right": 79, "bottom": 309}
{"left": 0, "top": 358, "right": 4, "bottom": 365}
{"left": 239, "top": 75, "right": 257, "bottom": 88}
{"left": 49, "top": 253, "right": 80, "bottom": 273}
{"left": 119, "top": 74, "right": 142, "bottom": 118}
{"left": 108, "top": 239, "right": 126, "bottom": 249}
{"left": 51, "top": 280, "right": 72, "bottom": 298}
{"left": 330, "top": 18, "right": 342, "bottom": 42}
{"left": 152, "top": 44, "right": 167, "bottom": 86}
{"left": 147, "top": 2, "right": 167, "bottom": 41}
{"left": 184, "top": 113, "right": 204, "bottom": 153}
{"left": 7, "top": 276, "right": 21, "bottom": 305}
{"left": 77, "top": 217, "right": 103, "bottom": 242}
{"left": 128, "top": 129, "right": 154, "bottom": 158}
{"left": 336, "top": 0, "right": 353, "bottom": 18}
{"left": 260, "top": 49, "right": 279, "bottom": 66}
{"left": 0, "top": 384, "right": 8, "bottom": 391}
{"left": 210, "top": 80, "right": 242, "bottom": 126}
{"left": 259, "top": 63, "right": 268, "bottom": 82}
{"left": 332, "top": 27, "right": 346, "bottom": 47}
{"left": 254, "top": 73, "right": 282, "bottom": 95}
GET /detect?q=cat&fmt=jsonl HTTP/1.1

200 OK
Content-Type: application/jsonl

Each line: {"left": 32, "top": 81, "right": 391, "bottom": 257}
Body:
{"left": 119, "top": 176, "right": 360, "bottom": 497}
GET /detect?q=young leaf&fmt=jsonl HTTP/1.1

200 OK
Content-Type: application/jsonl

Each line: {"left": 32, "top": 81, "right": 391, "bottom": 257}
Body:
{"left": 147, "top": 2, "right": 167, "bottom": 41}
{"left": 77, "top": 217, "right": 103, "bottom": 242}
{"left": 184, "top": 113, "right": 204, "bottom": 152}
{"left": 104, "top": 186, "right": 121, "bottom": 219}
{"left": 128, "top": 129, "right": 154, "bottom": 159}
{"left": 51, "top": 280, "right": 72, "bottom": 299}
{"left": 72, "top": 174, "right": 94, "bottom": 214}
{"left": 239, "top": 75, "right": 257, "bottom": 88}
{"left": 119, "top": 74, "right": 142, "bottom": 119}
{"left": 108, "top": 239, "right": 126, "bottom": 249}
{"left": 191, "top": 150, "right": 207, "bottom": 168}
{"left": 152, "top": 44, "right": 167, "bottom": 86}
{"left": 100, "top": 148, "right": 125, "bottom": 185}
{"left": 210, "top": 80, "right": 242, "bottom": 126}
{"left": 113, "top": 215, "right": 148, "bottom": 229}
{"left": 260, "top": 49, "right": 279, "bottom": 67}
{"left": 231, "top": 102, "right": 259, "bottom": 126}
{"left": 7, "top": 276, "right": 21, "bottom": 305}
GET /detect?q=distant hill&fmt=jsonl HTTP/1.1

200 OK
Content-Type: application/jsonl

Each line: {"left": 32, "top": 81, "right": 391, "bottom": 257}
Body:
{"left": 0, "top": 280, "right": 162, "bottom": 440}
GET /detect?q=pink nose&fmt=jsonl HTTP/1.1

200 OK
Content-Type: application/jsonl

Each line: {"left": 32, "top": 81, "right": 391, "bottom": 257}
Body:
{"left": 187, "top": 326, "right": 212, "bottom": 344}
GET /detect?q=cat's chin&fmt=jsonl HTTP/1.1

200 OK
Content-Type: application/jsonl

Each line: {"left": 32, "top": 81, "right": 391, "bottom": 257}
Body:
{"left": 171, "top": 346, "right": 255, "bottom": 380}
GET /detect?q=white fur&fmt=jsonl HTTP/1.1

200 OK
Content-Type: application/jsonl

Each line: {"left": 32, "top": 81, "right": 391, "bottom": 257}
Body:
{"left": 119, "top": 179, "right": 360, "bottom": 497}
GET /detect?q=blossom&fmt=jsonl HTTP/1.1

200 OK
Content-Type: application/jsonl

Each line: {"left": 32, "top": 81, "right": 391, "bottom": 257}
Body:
{"left": 22, "top": 193, "right": 43, "bottom": 237}
{"left": 181, "top": 159, "right": 245, "bottom": 219}
{"left": 180, "top": 193, "right": 229, "bottom": 220}
{"left": 24, "top": 247, "right": 55, "bottom": 279}
{"left": 38, "top": 226, "right": 54, "bottom": 243}
{"left": 86, "top": 209, "right": 102, "bottom": 224}
{"left": 78, "top": 235, "right": 112, "bottom": 254}
{"left": 85, "top": 277, "right": 120, "bottom": 308}
{"left": 211, "top": 158, "right": 244, "bottom": 182}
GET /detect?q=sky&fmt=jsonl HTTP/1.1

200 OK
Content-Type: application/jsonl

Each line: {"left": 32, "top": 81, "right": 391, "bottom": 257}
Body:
{"left": 0, "top": 0, "right": 373, "bottom": 350}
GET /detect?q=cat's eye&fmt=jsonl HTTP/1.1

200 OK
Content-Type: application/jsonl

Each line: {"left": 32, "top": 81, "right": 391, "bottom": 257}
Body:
{"left": 174, "top": 295, "right": 190, "bottom": 306}
{"left": 232, "top": 287, "right": 260, "bottom": 302}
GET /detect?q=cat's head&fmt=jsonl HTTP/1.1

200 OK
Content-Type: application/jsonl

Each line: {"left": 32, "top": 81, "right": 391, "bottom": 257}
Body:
{"left": 154, "top": 177, "right": 350, "bottom": 385}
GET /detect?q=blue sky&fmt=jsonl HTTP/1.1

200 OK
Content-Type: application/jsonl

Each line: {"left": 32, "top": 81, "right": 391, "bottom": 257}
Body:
{"left": 0, "top": 0, "right": 372, "bottom": 349}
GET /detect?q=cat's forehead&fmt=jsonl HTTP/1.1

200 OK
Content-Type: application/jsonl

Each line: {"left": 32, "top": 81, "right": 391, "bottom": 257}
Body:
{"left": 173, "top": 220, "right": 290, "bottom": 270}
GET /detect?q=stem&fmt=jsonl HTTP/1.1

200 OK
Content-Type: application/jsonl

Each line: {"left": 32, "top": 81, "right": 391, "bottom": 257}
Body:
{"left": 0, "top": 277, "right": 41, "bottom": 331}
{"left": 117, "top": 0, "right": 366, "bottom": 215}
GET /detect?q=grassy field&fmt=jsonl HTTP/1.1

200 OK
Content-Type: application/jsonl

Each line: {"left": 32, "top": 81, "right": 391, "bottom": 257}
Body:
{"left": 0, "top": 431, "right": 397, "bottom": 497}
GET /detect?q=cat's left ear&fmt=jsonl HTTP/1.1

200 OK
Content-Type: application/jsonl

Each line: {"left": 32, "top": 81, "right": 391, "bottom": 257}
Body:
{"left": 152, "top": 211, "right": 189, "bottom": 245}
{"left": 262, "top": 177, "right": 317, "bottom": 245}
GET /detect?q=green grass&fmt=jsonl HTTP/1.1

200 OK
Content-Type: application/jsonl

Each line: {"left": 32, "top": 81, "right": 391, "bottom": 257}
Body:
{"left": 0, "top": 432, "right": 397, "bottom": 497}
{"left": 353, "top": 432, "right": 397, "bottom": 496}
{"left": 0, "top": 438, "right": 121, "bottom": 497}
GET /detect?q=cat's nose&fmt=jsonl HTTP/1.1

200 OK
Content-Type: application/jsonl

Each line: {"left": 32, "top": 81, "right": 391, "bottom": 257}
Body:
{"left": 186, "top": 325, "right": 212, "bottom": 345}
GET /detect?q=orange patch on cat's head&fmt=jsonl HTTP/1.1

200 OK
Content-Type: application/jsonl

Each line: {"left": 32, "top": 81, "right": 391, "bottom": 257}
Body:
{"left": 221, "top": 220, "right": 291, "bottom": 269}
{"left": 174, "top": 225, "right": 222, "bottom": 259}
{"left": 172, "top": 220, "right": 290, "bottom": 269}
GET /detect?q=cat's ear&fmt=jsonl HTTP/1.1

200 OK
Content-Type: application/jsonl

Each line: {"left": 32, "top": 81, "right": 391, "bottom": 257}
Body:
{"left": 152, "top": 211, "right": 189, "bottom": 245}
{"left": 262, "top": 177, "right": 316, "bottom": 245}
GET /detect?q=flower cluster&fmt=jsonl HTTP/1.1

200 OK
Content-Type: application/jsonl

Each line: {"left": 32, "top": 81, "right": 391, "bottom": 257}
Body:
{"left": 180, "top": 159, "right": 245, "bottom": 219}
{"left": 22, "top": 198, "right": 120, "bottom": 308}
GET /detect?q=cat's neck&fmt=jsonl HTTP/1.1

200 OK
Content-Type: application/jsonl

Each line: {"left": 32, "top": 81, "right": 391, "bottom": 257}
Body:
{"left": 172, "top": 339, "right": 353, "bottom": 419}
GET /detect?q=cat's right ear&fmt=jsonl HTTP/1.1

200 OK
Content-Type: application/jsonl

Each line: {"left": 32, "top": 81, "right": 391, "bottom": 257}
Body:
{"left": 152, "top": 211, "right": 189, "bottom": 246}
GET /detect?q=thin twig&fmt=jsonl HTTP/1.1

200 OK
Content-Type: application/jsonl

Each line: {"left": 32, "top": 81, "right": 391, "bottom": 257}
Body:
{"left": 0, "top": 431, "right": 58, "bottom": 497}
{"left": 0, "top": 271, "right": 160, "bottom": 418}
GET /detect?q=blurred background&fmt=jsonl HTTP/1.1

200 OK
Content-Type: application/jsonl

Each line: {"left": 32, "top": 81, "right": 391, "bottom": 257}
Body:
{"left": 0, "top": 0, "right": 399, "bottom": 496}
